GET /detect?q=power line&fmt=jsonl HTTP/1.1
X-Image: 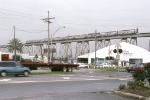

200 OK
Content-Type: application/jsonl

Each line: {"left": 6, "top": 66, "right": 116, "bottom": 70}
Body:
{"left": 16, "top": 28, "right": 47, "bottom": 33}
{"left": 54, "top": 19, "right": 65, "bottom": 36}
{"left": 60, "top": 23, "right": 150, "bottom": 27}
{"left": 4, "top": 28, "right": 13, "bottom": 45}
{"left": 51, "top": 9, "right": 150, "bottom": 13}
{"left": 0, "top": 16, "right": 40, "bottom": 20}
{"left": 0, "top": 27, "right": 11, "bottom": 31}
{"left": 0, "top": 27, "right": 47, "bottom": 33}
{"left": 0, "top": 11, "right": 41, "bottom": 19}
{"left": 0, "top": 7, "right": 44, "bottom": 18}
{"left": 1, "top": 0, "right": 46, "bottom": 12}
{"left": 2, "top": 1, "right": 150, "bottom": 13}
{"left": 89, "top": 19, "right": 150, "bottom": 21}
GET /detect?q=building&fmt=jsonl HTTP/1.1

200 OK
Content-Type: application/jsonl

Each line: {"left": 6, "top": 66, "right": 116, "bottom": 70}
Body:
{"left": 78, "top": 42, "right": 150, "bottom": 67}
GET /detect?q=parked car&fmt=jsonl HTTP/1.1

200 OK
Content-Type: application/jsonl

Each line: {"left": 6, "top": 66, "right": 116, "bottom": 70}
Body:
{"left": 78, "top": 63, "right": 89, "bottom": 68}
{"left": 99, "top": 63, "right": 115, "bottom": 68}
{"left": 126, "top": 63, "right": 145, "bottom": 72}
{"left": 0, "top": 61, "right": 30, "bottom": 77}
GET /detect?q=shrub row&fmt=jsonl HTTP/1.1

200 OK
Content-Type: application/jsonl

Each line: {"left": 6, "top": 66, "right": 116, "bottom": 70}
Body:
{"left": 118, "top": 81, "right": 144, "bottom": 90}
{"left": 132, "top": 62, "right": 150, "bottom": 86}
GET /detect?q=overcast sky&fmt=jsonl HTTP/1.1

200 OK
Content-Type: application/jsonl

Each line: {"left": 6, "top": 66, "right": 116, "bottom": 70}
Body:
{"left": 0, "top": 0, "right": 150, "bottom": 51}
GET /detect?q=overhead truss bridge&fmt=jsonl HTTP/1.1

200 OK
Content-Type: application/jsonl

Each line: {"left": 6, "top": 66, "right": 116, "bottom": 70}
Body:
{"left": 0, "top": 28, "right": 150, "bottom": 58}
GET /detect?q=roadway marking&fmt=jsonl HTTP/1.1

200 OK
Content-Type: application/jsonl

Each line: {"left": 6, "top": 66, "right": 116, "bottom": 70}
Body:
{"left": 119, "top": 78, "right": 131, "bottom": 80}
{"left": 63, "top": 77, "right": 70, "bottom": 79}
{"left": 89, "top": 76, "right": 95, "bottom": 77}
{"left": 0, "top": 79, "right": 11, "bottom": 81}
{"left": 87, "top": 82, "right": 107, "bottom": 85}
{"left": 11, "top": 81, "right": 37, "bottom": 83}
{"left": 84, "top": 79, "right": 100, "bottom": 80}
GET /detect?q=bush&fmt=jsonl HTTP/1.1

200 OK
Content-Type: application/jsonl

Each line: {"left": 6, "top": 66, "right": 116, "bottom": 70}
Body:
{"left": 118, "top": 84, "right": 126, "bottom": 90}
{"left": 134, "top": 81, "right": 144, "bottom": 87}
{"left": 127, "top": 81, "right": 135, "bottom": 89}
{"left": 132, "top": 67, "right": 146, "bottom": 81}
{"left": 25, "top": 59, "right": 32, "bottom": 62}
{"left": 127, "top": 81, "right": 144, "bottom": 90}
{"left": 144, "top": 63, "right": 150, "bottom": 85}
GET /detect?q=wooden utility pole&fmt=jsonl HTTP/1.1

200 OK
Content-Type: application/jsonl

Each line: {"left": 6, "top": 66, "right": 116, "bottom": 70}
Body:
{"left": 94, "top": 30, "right": 97, "bottom": 69}
{"left": 42, "top": 11, "right": 55, "bottom": 62}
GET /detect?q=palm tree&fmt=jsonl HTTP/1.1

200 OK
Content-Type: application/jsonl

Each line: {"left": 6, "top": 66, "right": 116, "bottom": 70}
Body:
{"left": 7, "top": 38, "right": 23, "bottom": 61}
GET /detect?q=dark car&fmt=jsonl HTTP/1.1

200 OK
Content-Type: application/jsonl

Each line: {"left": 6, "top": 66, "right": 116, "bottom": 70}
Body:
{"left": 126, "top": 63, "right": 144, "bottom": 72}
{"left": 0, "top": 61, "right": 30, "bottom": 77}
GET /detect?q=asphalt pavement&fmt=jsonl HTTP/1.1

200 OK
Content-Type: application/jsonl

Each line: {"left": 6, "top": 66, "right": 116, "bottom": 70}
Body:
{"left": 0, "top": 68, "right": 140, "bottom": 100}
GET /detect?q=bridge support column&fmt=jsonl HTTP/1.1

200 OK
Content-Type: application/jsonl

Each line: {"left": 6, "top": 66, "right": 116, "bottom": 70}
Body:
{"left": 60, "top": 42, "right": 72, "bottom": 58}
{"left": 130, "top": 37, "right": 137, "bottom": 45}
{"left": 27, "top": 45, "right": 34, "bottom": 56}
{"left": 51, "top": 43, "right": 57, "bottom": 60}
{"left": 0, "top": 46, "right": 8, "bottom": 53}
{"left": 121, "top": 38, "right": 128, "bottom": 42}
{"left": 103, "top": 39, "right": 111, "bottom": 47}
{"left": 34, "top": 44, "right": 43, "bottom": 56}
{"left": 23, "top": 45, "right": 29, "bottom": 55}
{"left": 75, "top": 41, "right": 90, "bottom": 57}
{"left": 23, "top": 45, "right": 33, "bottom": 56}
{"left": 96, "top": 40, "right": 103, "bottom": 50}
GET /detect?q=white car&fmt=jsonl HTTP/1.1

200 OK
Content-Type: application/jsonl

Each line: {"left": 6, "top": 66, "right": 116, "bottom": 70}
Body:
{"left": 78, "top": 63, "right": 89, "bottom": 68}
{"left": 99, "top": 63, "right": 115, "bottom": 68}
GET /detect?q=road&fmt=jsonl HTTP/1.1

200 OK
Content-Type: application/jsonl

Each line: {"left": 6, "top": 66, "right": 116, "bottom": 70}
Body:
{"left": 0, "top": 69, "right": 134, "bottom": 100}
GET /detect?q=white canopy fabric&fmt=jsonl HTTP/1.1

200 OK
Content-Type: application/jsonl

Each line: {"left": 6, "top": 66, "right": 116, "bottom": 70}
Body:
{"left": 78, "top": 42, "right": 150, "bottom": 64}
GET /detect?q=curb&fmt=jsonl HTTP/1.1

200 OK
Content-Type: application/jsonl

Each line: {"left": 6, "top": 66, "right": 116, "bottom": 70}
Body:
{"left": 113, "top": 90, "right": 150, "bottom": 100}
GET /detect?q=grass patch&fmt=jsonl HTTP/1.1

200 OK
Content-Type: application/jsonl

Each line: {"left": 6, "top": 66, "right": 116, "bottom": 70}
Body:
{"left": 121, "top": 86, "right": 150, "bottom": 98}
{"left": 31, "top": 71, "right": 74, "bottom": 75}
{"left": 99, "top": 68, "right": 126, "bottom": 72}
{"left": 100, "top": 68, "right": 118, "bottom": 72}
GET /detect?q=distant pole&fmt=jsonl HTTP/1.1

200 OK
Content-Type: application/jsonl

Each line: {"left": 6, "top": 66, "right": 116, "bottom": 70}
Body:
{"left": 14, "top": 25, "right": 16, "bottom": 61}
{"left": 149, "top": 39, "right": 150, "bottom": 52}
{"left": 117, "top": 40, "right": 119, "bottom": 76}
{"left": 95, "top": 30, "right": 97, "bottom": 68}
{"left": 48, "top": 11, "right": 50, "bottom": 62}
{"left": 116, "top": 31, "right": 120, "bottom": 76}
{"left": 109, "top": 43, "right": 110, "bottom": 67}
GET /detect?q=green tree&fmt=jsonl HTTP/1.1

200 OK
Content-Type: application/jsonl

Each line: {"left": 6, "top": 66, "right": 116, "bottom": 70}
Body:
{"left": 12, "top": 54, "right": 22, "bottom": 61}
{"left": 64, "top": 57, "right": 68, "bottom": 62}
{"left": 41, "top": 54, "right": 44, "bottom": 61}
{"left": 7, "top": 38, "right": 23, "bottom": 53}
{"left": 34, "top": 54, "right": 38, "bottom": 60}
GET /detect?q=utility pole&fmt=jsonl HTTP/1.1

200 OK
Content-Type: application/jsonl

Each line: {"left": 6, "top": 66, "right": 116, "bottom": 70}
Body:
{"left": 109, "top": 43, "right": 111, "bottom": 68}
{"left": 94, "top": 30, "right": 97, "bottom": 69}
{"left": 149, "top": 39, "right": 150, "bottom": 52}
{"left": 42, "top": 11, "right": 55, "bottom": 62}
{"left": 14, "top": 25, "right": 16, "bottom": 61}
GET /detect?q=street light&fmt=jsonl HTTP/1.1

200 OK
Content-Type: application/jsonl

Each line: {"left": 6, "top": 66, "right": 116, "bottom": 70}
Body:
{"left": 49, "top": 26, "right": 65, "bottom": 62}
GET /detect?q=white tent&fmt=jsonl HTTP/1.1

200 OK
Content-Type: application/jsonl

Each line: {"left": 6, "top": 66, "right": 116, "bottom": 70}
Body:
{"left": 78, "top": 42, "right": 150, "bottom": 65}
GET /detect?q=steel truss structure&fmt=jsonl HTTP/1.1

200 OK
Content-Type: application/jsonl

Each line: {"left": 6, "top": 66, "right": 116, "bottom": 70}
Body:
{"left": 59, "top": 42, "right": 72, "bottom": 58}
{"left": 1, "top": 28, "right": 149, "bottom": 58}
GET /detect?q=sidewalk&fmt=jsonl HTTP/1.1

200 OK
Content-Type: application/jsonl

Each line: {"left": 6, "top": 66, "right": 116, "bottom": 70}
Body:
{"left": 112, "top": 90, "right": 150, "bottom": 100}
